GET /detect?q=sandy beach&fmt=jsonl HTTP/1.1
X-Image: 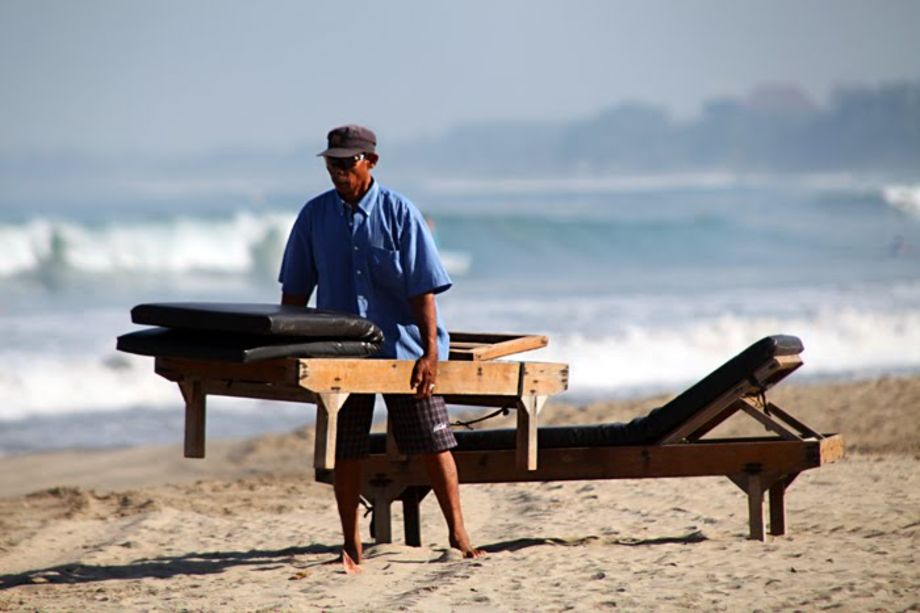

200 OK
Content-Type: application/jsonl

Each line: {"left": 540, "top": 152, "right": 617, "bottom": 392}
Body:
{"left": 1, "top": 374, "right": 918, "bottom": 611}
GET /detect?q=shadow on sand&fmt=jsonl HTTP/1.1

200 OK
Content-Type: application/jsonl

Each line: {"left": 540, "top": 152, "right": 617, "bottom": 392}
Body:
{"left": 480, "top": 530, "right": 707, "bottom": 553}
{"left": 0, "top": 543, "right": 340, "bottom": 589}
{"left": 1, "top": 531, "right": 708, "bottom": 587}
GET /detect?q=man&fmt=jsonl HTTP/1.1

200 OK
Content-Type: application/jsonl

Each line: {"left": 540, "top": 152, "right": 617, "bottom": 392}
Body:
{"left": 278, "top": 125, "right": 484, "bottom": 573}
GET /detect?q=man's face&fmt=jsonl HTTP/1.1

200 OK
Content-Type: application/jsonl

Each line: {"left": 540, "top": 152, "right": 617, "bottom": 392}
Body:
{"left": 325, "top": 153, "right": 377, "bottom": 199}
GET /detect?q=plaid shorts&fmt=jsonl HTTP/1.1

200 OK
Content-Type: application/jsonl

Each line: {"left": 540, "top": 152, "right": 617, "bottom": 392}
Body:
{"left": 335, "top": 393, "right": 457, "bottom": 459}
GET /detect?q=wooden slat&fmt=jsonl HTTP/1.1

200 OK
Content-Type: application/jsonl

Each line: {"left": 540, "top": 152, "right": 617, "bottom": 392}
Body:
{"left": 448, "top": 332, "right": 548, "bottom": 361}
{"left": 449, "top": 332, "right": 544, "bottom": 344}
{"left": 156, "top": 356, "right": 300, "bottom": 385}
{"left": 297, "top": 359, "right": 524, "bottom": 395}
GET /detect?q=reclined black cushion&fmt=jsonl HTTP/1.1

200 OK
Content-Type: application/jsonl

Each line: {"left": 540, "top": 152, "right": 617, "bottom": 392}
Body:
{"left": 368, "top": 335, "right": 803, "bottom": 452}
{"left": 117, "top": 327, "right": 380, "bottom": 363}
{"left": 131, "top": 302, "right": 383, "bottom": 341}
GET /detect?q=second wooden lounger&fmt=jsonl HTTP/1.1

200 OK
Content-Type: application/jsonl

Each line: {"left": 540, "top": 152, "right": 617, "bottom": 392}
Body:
{"left": 315, "top": 335, "right": 844, "bottom": 542}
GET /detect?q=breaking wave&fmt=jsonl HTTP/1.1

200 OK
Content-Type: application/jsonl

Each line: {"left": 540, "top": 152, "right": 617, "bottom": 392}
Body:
{"left": 0, "top": 211, "right": 471, "bottom": 278}
{"left": 883, "top": 184, "right": 920, "bottom": 216}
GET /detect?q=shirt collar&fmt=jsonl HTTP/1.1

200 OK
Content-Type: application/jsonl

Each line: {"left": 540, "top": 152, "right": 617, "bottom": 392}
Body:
{"left": 337, "top": 179, "right": 379, "bottom": 217}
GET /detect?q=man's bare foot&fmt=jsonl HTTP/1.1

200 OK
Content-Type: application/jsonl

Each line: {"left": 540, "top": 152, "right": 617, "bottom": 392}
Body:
{"left": 449, "top": 531, "right": 486, "bottom": 559}
{"left": 341, "top": 548, "right": 362, "bottom": 574}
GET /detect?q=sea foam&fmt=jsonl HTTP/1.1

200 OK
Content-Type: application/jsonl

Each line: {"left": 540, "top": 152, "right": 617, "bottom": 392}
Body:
{"left": 883, "top": 184, "right": 920, "bottom": 217}
{"left": 532, "top": 307, "right": 920, "bottom": 396}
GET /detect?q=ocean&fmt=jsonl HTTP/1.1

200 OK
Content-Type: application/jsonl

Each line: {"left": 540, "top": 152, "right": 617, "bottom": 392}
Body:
{"left": 1, "top": 173, "right": 919, "bottom": 455}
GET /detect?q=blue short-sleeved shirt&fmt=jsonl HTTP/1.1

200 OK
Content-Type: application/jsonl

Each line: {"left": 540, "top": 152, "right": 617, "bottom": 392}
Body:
{"left": 278, "top": 180, "right": 452, "bottom": 360}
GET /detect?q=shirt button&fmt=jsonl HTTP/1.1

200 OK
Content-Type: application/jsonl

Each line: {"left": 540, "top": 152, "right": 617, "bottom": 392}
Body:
{"left": 356, "top": 270, "right": 362, "bottom": 275}
{"left": 353, "top": 246, "right": 359, "bottom": 251}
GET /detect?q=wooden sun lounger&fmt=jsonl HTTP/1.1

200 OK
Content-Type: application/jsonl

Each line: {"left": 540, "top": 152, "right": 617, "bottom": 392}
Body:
{"left": 153, "top": 332, "right": 567, "bottom": 471}
{"left": 314, "top": 336, "right": 844, "bottom": 542}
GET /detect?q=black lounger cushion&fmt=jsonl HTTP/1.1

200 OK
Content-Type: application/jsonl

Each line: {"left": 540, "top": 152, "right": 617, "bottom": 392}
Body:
{"left": 131, "top": 302, "right": 383, "bottom": 341}
{"left": 635, "top": 334, "right": 802, "bottom": 443}
{"left": 368, "top": 335, "right": 804, "bottom": 452}
{"left": 117, "top": 327, "right": 380, "bottom": 362}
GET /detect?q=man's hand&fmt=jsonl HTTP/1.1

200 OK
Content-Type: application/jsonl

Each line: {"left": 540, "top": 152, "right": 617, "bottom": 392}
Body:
{"left": 411, "top": 353, "right": 438, "bottom": 399}
{"left": 409, "top": 292, "right": 440, "bottom": 398}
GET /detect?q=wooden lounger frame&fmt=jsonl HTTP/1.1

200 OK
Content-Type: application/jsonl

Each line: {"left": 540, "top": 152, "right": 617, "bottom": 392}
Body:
{"left": 154, "top": 332, "right": 566, "bottom": 471}
{"left": 314, "top": 352, "right": 844, "bottom": 542}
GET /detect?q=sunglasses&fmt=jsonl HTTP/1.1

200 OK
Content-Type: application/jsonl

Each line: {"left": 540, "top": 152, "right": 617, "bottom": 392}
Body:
{"left": 325, "top": 154, "right": 365, "bottom": 171}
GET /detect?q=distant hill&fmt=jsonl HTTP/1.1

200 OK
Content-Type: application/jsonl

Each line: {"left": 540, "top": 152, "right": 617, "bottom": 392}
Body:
{"left": 390, "top": 80, "right": 920, "bottom": 177}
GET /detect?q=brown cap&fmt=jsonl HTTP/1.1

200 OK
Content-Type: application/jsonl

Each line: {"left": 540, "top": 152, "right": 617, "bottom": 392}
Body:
{"left": 317, "top": 124, "right": 377, "bottom": 157}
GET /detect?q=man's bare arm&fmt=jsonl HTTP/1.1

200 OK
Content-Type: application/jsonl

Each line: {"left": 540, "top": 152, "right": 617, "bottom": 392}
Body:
{"left": 409, "top": 292, "right": 439, "bottom": 398}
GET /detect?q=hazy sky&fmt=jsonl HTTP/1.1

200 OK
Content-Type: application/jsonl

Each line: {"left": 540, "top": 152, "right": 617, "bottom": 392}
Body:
{"left": 1, "top": 0, "right": 918, "bottom": 155}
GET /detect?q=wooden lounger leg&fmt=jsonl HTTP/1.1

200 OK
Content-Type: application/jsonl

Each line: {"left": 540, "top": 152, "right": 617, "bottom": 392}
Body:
{"left": 401, "top": 486, "right": 430, "bottom": 547}
{"left": 516, "top": 395, "right": 547, "bottom": 471}
{"left": 314, "top": 392, "right": 349, "bottom": 470}
{"left": 747, "top": 474, "right": 765, "bottom": 541}
{"left": 769, "top": 473, "right": 798, "bottom": 536}
{"left": 179, "top": 380, "right": 206, "bottom": 459}
{"left": 729, "top": 473, "right": 766, "bottom": 541}
{"left": 769, "top": 481, "right": 786, "bottom": 536}
{"left": 373, "top": 497, "right": 393, "bottom": 544}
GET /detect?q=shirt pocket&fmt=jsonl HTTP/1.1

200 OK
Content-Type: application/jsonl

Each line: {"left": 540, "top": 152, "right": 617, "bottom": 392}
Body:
{"left": 369, "top": 246, "right": 405, "bottom": 292}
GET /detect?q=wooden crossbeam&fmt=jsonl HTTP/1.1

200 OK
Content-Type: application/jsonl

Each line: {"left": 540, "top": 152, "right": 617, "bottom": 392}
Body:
{"left": 737, "top": 398, "right": 803, "bottom": 440}
{"left": 297, "top": 359, "right": 524, "bottom": 395}
{"left": 358, "top": 436, "right": 843, "bottom": 485}
{"left": 765, "top": 402, "right": 824, "bottom": 440}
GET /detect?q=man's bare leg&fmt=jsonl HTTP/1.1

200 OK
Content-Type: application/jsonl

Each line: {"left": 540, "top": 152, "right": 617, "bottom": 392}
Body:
{"left": 421, "top": 450, "right": 486, "bottom": 558}
{"left": 333, "top": 458, "right": 365, "bottom": 573}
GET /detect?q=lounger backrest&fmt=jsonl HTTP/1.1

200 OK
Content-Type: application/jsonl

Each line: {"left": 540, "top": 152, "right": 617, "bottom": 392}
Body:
{"left": 647, "top": 334, "right": 803, "bottom": 443}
